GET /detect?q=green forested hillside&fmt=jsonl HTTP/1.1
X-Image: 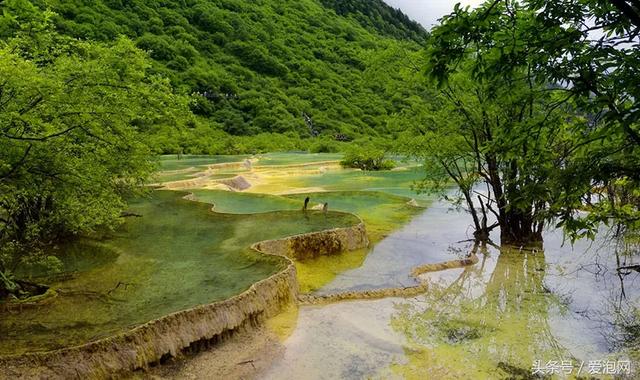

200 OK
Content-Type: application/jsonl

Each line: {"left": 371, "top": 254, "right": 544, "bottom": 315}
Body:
{"left": 3, "top": 0, "right": 427, "bottom": 153}
{"left": 320, "top": 0, "right": 426, "bottom": 42}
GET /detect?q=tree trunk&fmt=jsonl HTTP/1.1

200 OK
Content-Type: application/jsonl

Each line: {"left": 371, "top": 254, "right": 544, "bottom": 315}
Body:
{"left": 500, "top": 209, "right": 543, "bottom": 247}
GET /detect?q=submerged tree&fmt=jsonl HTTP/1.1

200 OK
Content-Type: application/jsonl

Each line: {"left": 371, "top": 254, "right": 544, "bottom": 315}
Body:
{"left": 404, "top": 74, "right": 574, "bottom": 245}
{"left": 404, "top": 0, "right": 640, "bottom": 245}
{"left": 0, "top": 10, "right": 188, "bottom": 298}
{"left": 401, "top": 2, "right": 581, "bottom": 246}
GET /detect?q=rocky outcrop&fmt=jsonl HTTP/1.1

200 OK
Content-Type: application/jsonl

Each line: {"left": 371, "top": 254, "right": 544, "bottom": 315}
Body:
{"left": 217, "top": 175, "right": 251, "bottom": 191}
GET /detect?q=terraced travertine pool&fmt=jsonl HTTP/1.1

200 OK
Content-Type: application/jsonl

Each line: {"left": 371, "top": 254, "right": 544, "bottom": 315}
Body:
{"left": 0, "top": 153, "right": 426, "bottom": 357}
{"left": 3, "top": 153, "right": 639, "bottom": 379}
{"left": 0, "top": 189, "right": 359, "bottom": 355}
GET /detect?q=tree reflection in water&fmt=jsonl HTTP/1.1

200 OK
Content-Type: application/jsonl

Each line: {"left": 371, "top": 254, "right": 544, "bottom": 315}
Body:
{"left": 390, "top": 242, "right": 577, "bottom": 379}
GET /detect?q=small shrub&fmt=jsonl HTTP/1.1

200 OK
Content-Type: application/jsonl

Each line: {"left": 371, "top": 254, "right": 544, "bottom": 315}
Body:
{"left": 309, "top": 139, "right": 339, "bottom": 153}
{"left": 340, "top": 146, "right": 395, "bottom": 170}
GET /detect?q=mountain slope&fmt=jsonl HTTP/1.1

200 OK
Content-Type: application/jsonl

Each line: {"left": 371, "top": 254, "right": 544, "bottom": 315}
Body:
{"left": 10, "top": 0, "right": 426, "bottom": 152}
{"left": 320, "top": 0, "right": 426, "bottom": 42}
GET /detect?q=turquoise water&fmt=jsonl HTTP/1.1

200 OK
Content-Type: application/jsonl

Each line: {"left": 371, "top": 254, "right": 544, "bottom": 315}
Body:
{"left": 190, "top": 190, "right": 300, "bottom": 214}
{"left": 158, "top": 155, "right": 248, "bottom": 171}
{"left": 253, "top": 152, "right": 342, "bottom": 166}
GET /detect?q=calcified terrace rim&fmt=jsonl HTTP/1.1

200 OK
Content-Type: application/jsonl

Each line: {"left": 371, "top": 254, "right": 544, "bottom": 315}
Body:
{"left": 150, "top": 160, "right": 254, "bottom": 189}
{"left": 0, "top": 192, "right": 368, "bottom": 379}
{"left": 298, "top": 252, "right": 479, "bottom": 305}
{"left": 182, "top": 190, "right": 478, "bottom": 306}
{"left": 181, "top": 190, "right": 477, "bottom": 305}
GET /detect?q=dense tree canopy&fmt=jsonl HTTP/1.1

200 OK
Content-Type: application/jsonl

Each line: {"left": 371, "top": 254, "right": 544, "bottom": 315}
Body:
{"left": 319, "top": 0, "right": 427, "bottom": 42}
{"left": 401, "top": 40, "right": 579, "bottom": 245}
{"left": 410, "top": 0, "right": 640, "bottom": 242}
{"left": 0, "top": 11, "right": 188, "bottom": 296}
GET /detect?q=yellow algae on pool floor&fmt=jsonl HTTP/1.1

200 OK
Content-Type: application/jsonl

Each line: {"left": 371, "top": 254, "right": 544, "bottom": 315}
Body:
{"left": 242, "top": 165, "right": 341, "bottom": 194}
{"left": 294, "top": 246, "right": 370, "bottom": 293}
{"left": 266, "top": 303, "right": 300, "bottom": 341}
